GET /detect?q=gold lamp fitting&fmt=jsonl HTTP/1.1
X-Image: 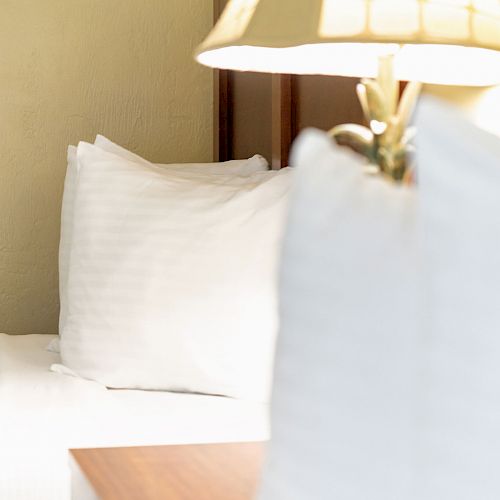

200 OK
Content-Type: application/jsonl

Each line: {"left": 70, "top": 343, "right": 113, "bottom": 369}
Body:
{"left": 329, "top": 55, "right": 422, "bottom": 183}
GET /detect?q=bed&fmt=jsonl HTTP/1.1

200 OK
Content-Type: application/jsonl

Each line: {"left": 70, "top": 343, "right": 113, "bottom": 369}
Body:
{"left": 0, "top": 42, "right": 299, "bottom": 500}
{"left": 0, "top": 334, "right": 269, "bottom": 500}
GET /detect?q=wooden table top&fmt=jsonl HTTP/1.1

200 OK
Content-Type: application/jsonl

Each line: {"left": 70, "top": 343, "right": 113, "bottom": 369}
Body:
{"left": 70, "top": 442, "right": 266, "bottom": 500}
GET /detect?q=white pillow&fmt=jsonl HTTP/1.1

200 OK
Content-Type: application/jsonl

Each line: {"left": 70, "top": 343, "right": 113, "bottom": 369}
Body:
{"left": 60, "top": 142, "right": 291, "bottom": 401}
{"left": 58, "top": 146, "right": 79, "bottom": 338}
{"left": 259, "top": 129, "right": 418, "bottom": 499}
{"left": 94, "top": 135, "right": 269, "bottom": 176}
{"left": 57, "top": 137, "right": 269, "bottom": 348}
{"left": 261, "top": 101, "right": 500, "bottom": 499}
{"left": 414, "top": 97, "right": 500, "bottom": 499}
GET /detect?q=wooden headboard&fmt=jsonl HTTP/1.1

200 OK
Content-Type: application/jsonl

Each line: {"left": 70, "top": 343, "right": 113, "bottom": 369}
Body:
{"left": 213, "top": 1, "right": 365, "bottom": 169}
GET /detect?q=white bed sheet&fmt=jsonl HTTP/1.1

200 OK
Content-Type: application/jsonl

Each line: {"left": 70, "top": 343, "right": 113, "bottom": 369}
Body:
{"left": 0, "top": 334, "right": 269, "bottom": 500}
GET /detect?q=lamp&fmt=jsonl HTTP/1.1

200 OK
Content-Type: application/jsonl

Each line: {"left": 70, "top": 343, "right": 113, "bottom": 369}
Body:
{"left": 196, "top": 0, "right": 500, "bottom": 181}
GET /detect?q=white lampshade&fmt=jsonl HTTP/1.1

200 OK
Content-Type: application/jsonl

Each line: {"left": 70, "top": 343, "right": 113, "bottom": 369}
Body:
{"left": 196, "top": 0, "right": 500, "bottom": 86}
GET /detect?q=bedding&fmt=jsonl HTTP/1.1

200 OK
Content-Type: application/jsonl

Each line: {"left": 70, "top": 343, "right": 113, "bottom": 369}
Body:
{"left": 58, "top": 137, "right": 269, "bottom": 342}
{"left": 260, "top": 99, "right": 500, "bottom": 500}
{"left": 413, "top": 97, "right": 500, "bottom": 499}
{"left": 94, "top": 135, "right": 269, "bottom": 176}
{"left": 60, "top": 142, "right": 292, "bottom": 401}
{"left": 259, "top": 129, "right": 418, "bottom": 500}
{"left": 0, "top": 333, "right": 269, "bottom": 500}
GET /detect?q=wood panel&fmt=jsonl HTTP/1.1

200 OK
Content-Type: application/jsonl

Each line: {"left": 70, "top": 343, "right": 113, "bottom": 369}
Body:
{"left": 296, "top": 76, "right": 364, "bottom": 131}
{"left": 231, "top": 72, "right": 273, "bottom": 162}
{"left": 71, "top": 442, "right": 265, "bottom": 500}
{"left": 214, "top": 69, "right": 233, "bottom": 161}
{"left": 213, "top": 0, "right": 232, "bottom": 161}
{"left": 218, "top": 73, "right": 364, "bottom": 167}
{"left": 272, "top": 74, "right": 295, "bottom": 169}
{"left": 212, "top": 1, "right": 366, "bottom": 167}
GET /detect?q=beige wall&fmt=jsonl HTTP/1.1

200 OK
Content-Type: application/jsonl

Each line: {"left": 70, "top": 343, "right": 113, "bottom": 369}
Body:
{"left": 0, "top": 1, "right": 213, "bottom": 334}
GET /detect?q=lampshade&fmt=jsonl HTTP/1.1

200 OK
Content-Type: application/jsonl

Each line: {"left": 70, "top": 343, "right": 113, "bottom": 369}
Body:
{"left": 196, "top": 0, "right": 500, "bottom": 86}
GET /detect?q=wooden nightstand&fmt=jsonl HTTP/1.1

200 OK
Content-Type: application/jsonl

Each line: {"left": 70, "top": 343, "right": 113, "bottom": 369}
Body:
{"left": 70, "top": 442, "right": 266, "bottom": 500}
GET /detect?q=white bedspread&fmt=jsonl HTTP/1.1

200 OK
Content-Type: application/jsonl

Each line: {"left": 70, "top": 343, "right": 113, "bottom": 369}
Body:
{"left": 0, "top": 334, "right": 269, "bottom": 500}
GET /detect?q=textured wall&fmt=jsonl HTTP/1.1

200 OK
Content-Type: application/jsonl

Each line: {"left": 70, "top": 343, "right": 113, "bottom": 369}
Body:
{"left": 0, "top": 0, "right": 213, "bottom": 334}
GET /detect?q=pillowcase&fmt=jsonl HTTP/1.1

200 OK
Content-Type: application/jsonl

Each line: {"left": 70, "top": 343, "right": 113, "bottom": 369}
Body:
{"left": 259, "top": 129, "right": 418, "bottom": 500}
{"left": 414, "top": 97, "right": 500, "bottom": 499}
{"left": 57, "top": 137, "right": 269, "bottom": 350}
{"left": 94, "top": 135, "right": 269, "bottom": 176}
{"left": 60, "top": 142, "right": 291, "bottom": 401}
{"left": 58, "top": 145, "right": 78, "bottom": 340}
{"left": 260, "top": 99, "right": 500, "bottom": 499}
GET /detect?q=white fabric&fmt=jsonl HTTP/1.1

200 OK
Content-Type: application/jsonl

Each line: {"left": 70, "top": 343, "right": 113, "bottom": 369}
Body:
{"left": 58, "top": 137, "right": 269, "bottom": 341}
{"left": 415, "top": 97, "right": 500, "bottom": 499}
{"left": 261, "top": 103, "right": 500, "bottom": 500}
{"left": 0, "top": 333, "right": 268, "bottom": 500}
{"left": 58, "top": 146, "right": 78, "bottom": 336}
{"left": 259, "top": 129, "right": 418, "bottom": 500}
{"left": 94, "top": 135, "right": 269, "bottom": 176}
{"left": 46, "top": 336, "right": 60, "bottom": 353}
{"left": 60, "top": 142, "right": 291, "bottom": 401}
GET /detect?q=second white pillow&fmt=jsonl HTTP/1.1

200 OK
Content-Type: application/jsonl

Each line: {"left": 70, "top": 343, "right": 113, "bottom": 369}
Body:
{"left": 58, "top": 137, "right": 269, "bottom": 346}
{"left": 60, "top": 143, "right": 291, "bottom": 401}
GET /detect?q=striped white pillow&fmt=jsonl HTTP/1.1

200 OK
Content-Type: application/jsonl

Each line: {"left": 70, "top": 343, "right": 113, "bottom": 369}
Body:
{"left": 58, "top": 137, "right": 269, "bottom": 348}
{"left": 60, "top": 142, "right": 291, "bottom": 401}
